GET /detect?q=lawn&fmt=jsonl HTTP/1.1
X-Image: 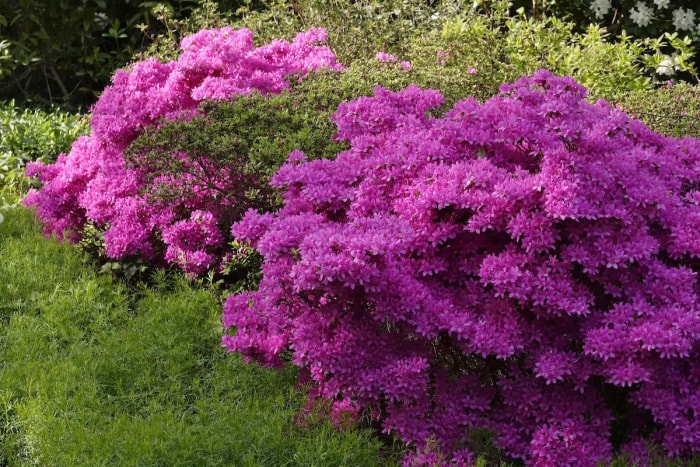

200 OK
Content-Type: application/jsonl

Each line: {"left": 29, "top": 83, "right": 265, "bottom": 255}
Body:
{"left": 0, "top": 207, "right": 394, "bottom": 466}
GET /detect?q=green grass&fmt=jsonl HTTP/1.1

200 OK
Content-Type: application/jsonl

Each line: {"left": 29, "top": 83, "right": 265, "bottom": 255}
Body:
{"left": 0, "top": 207, "right": 395, "bottom": 466}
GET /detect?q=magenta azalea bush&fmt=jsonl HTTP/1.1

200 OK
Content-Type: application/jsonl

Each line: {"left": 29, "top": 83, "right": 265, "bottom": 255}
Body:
{"left": 23, "top": 27, "right": 340, "bottom": 275}
{"left": 223, "top": 70, "right": 700, "bottom": 464}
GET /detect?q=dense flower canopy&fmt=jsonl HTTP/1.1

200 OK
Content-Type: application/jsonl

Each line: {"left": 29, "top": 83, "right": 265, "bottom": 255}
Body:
{"left": 223, "top": 70, "right": 700, "bottom": 464}
{"left": 23, "top": 27, "right": 340, "bottom": 275}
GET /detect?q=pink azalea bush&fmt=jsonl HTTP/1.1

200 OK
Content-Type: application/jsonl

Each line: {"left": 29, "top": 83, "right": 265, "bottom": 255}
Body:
{"left": 23, "top": 27, "right": 340, "bottom": 275}
{"left": 223, "top": 70, "right": 700, "bottom": 464}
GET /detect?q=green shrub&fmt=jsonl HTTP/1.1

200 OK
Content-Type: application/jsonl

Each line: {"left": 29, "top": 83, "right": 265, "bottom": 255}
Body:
{"left": 0, "top": 101, "right": 87, "bottom": 164}
{"left": 616, "top": 81, "right": 700, "bottom": 139}
{"left": 410, "top": 7, "right": 665, "bottom": 102}
{"left": 232, "top": 0, "right": 466, "bottom": 64}
{"left": 126, "top": 86, "right": 348, "bottom": 213}
{"left": 233, "top": 0, "right": 654, "bottom": 102}
{"left": 499, "top": 16, "right": 650, "bottom": 99}
{"left": 510, "top": 0, "right": 700, "bottom": 81}
{"left": 0, "top": 101, "right": 87, "bottom": 207}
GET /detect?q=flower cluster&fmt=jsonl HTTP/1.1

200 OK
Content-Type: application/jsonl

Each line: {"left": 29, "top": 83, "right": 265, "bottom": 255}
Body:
{"left": 591, "top": 0, "right": 613, "bottom": 19}
{"left": 374, "top": 51, "right": 412, "bottom": 71}
{"left": 23, "top": 27, "right": 340, "bottom": 274}
{"left": 630, "top": 2, "right": 655, "bottom": 27}
{"left": 161, "top": 210, "right": 224, "bottom": 276}
{"left": 223, "top": 70, "right": 700, "bottom": 464}
{"left": 672, "top": 7, "right": 696, "bottom": 31}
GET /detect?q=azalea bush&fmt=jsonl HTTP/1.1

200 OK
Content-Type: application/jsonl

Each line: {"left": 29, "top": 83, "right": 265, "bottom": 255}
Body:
{"left": 223, "top": 70, "right": 700, "bottom": 464}
{"left": 23, "top": 26, "right": 340, "bottom": 276}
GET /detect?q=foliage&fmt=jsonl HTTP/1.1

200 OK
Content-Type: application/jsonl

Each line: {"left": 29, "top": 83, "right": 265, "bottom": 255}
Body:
{"left": 511, "top": 0, "right": 700, "bottom": 80}
{"left": 429, "top": 12, "right": 651, "bottom": 102}
{"left": 0, "top": 101, "right": 87, "bottom": 207}
{"left": 617, "top": 81, "right": 700, "bottom": 138}
{"left": 232, "top": 0, "right": 466, "bottom": 64}
{"left": 223, "top": 71, "right": 700, "bottom": 464}
{"left": 0, "top": 206, "right": 392, "bottom": 466}
{"left": 513, "top": 0, "right": 700, "bottom": 38}
{"left": 235, "top": 0, "right": 694, "bottom": 95}
{"left": 235, "top": 0, "right": 658, "bottom": 101}
{"left": 124, "top": 88, "right": 346, "bottom": 221}
{"left": 638, "top": 31, "right": 698, "bottom": 82}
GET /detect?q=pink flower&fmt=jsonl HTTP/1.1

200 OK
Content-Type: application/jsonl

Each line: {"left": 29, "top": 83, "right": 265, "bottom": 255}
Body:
{"left": 374, "top": 51, "right": 397, "bottom": 62}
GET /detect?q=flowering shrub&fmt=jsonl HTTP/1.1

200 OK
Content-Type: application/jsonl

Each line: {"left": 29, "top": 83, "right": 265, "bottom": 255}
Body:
{"left": 22, "top": 27, "right": 340, "bottom": 275}
{"left": 223, "top": 70, "right": 700, "bottom": 464}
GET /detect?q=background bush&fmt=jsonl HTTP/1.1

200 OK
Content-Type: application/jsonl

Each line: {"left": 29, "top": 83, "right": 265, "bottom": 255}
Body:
{"left": 231, "top": 0, "right": 466, "bottom": 64}
{"left": 510, "top": 0, "right": 700, "bottom": 80}
{"left": 617, "top": 81, "right": 700, "bottom": 138}
{"left": 233, "top": 0, "right": 657, "bottom": 102}
{"left": 0, "top": 101, "right": 87, "bottom": 206}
